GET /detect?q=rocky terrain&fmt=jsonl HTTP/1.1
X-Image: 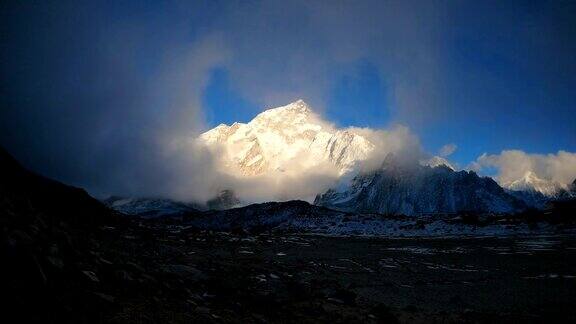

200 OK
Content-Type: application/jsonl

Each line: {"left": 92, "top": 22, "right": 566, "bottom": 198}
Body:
{"left": 315, "top": 154, "right": 526, "bottom": 216}
{"left": 175, "top": 199, "right": 574, "bottom": 237}
{"left": 102, "top": 196, "right": 202, "bottom": 218}
{"left": 2, "top": 146, "right": 576, "bottom": 323}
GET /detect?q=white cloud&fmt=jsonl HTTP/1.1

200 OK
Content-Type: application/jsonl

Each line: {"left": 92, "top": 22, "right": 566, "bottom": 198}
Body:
{"left": 472, "top": 150, "right": 576, "bottom": 186}
{"left": 349, "top": 125, "right": 426, "bottom": 171}
{"left": 183, "top": 110, "right": 425, "bottom": 204}
{"left": 439, "top": 143, "right": 457, "bottom": 157}
{"left": 208, "top": 0, "right": 448, "bottom": 121}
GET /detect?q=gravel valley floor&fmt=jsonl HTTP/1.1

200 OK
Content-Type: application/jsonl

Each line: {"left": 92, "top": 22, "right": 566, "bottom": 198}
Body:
{"left": 100, "top": 224, "right": 576, "bottom": 323}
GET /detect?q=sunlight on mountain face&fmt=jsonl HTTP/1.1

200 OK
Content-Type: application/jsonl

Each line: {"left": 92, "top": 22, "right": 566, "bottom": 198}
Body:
{"left": 191, "top": 99, "right": 576, "bottom": 206}
{"left": 200, "top": 100, "right": 373, "bottom": 177}
{"left": 195, "top": 99, "right": 432, "bottom": 203}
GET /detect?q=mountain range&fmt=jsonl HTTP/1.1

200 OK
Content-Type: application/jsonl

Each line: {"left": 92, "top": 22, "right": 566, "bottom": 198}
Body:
{"left": 195, "top": 100, "right": 575, "bottom": 215}
{"left": 315, "top": 154, "right": 526, "bottom": 215}
{"left": 3, "top": 142, "right": 575, "bottom": 323}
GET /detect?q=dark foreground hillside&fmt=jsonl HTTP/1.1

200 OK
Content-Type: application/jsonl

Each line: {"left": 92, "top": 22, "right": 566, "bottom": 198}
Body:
{"left": 1, "top": 147, "right": 576, "bottom": 323}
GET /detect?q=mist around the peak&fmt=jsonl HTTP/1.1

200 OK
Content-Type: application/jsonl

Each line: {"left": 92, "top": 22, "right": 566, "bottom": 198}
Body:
{"left": 0, "top": 0, "right": 448, "bottom": 184}
{"left": 471, "top": 150, "right": 576, "bottom": 187}
{"left": 1, "top": 1, "right": 575, "bottom": 204}
{"left": 186, "top": 105, "right": 429, "bottom": 204}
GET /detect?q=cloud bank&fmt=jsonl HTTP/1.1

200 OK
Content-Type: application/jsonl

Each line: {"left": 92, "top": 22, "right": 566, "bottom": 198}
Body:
{"left": 0, "top": 1, "right": 441, "bottom": 199}
{"left": 472, "top": 150, "right": 576, "bottom": 186}
{"left": 214, "top": 0, "right": 448, "bottom": 122}
{"left": 191, "top": 107, "right": 426, "bottom": 203}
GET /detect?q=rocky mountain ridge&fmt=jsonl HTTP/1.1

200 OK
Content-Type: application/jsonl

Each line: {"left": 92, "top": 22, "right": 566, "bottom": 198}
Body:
{"left": 315, "top": 154, "right": 526, "bottom": 216}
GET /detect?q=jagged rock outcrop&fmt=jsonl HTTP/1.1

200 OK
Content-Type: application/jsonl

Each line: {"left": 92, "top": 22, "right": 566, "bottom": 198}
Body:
{"left": 315, "top": 154, "right": 526, "bottom": 216}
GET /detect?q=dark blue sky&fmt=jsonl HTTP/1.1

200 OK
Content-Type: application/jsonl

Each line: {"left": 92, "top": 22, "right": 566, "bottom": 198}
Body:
{"left": 198, "top": 0, "right": 576, "bottom": 167}
{"left": 0, "top": 0, "right": 575, "bottom": 193}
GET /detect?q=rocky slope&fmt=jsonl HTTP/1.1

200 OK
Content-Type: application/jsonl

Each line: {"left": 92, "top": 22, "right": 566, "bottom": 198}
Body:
{"left": 102, "top": 196, "right": 202, "bottom": 218}
{"left": 3, "top": 146, "right": 575, "bottom": 324}
{"left": 0, "top": 147, "right": 121, "bottom": 322}
{"left": 0, "top": 148, "right": 235, "bottom": 323}
{"left": 0, "top": 147, "right": 115, "bottom": 226}
{"left": 314, "top": 154, "right": 526, "bottom": 216}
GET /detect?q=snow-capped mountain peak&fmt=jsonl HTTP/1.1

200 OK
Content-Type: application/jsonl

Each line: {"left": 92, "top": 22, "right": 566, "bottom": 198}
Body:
{"left": 502, "top": 171, "right": 566, "bottom": 197}
{"left": 256, "top": 99, "right": 312, "bottom": 117}
{"left": 199, "top": 100, "right": 374, "bottom": 177}
{"left": 420, "top": 156, "right": 455, "bottom": 171}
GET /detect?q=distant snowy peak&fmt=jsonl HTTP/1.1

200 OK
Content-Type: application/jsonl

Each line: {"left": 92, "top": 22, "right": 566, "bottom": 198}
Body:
{"left": 199, "top": 100, "right": 374, "bottom": 177}
{"left": 420, "top": 156, "right": 455, "bottom": 171}
{"left": 502, "top": 171, "right": 567, "bottom": 197}
{"left": 251, "top": 99, "right": 316, "bottom": 126}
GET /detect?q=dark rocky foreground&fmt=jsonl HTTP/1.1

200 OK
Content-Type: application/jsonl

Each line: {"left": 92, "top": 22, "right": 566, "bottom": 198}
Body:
{"left": 9, "top": 222, "right": 576, "bottom": 323}
{"left": 101, "top": 226, "right": 576, "bottom": 323}
{"left": 8, "top": 217, "right": 576, "bottom": 323}
{"left": 2, "top": 147, "right": 576, "bottom": 323}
